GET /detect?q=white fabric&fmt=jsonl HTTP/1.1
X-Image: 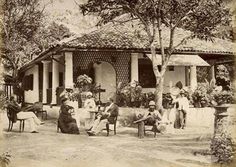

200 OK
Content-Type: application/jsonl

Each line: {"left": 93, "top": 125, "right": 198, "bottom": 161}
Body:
{"left": 84, "top": 98, "right": 96, "bottom": 119}
{"left": 17, "top": 112, "right": 42, "bottom": 132}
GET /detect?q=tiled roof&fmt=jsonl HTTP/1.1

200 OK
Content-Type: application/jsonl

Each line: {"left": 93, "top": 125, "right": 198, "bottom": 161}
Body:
{"left": 63, "top": 21, "right": 235, "bottom": 54}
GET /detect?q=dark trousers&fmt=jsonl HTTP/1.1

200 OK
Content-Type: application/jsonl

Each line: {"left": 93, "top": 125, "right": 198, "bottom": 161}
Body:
{"left": 179, "top": 110, "right": 187, "bottom": 128}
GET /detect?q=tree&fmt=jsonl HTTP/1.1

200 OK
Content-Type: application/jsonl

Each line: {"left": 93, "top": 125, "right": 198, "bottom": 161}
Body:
{"left": 80, "top": 0, "right": 232, "bottom": 109}
{"left": 0, "top": 0, "right": 44, "bottom": 79}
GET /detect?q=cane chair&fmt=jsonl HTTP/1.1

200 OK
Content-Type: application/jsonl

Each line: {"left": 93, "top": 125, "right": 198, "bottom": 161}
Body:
{"left": 32, "top": 102, "right": 47, "bottom": 120}
{"left": 106, "top": 115, "right": 118, "bottom": 136}
{"left": 6, "top": 107, "right": 26, "bottom": 132}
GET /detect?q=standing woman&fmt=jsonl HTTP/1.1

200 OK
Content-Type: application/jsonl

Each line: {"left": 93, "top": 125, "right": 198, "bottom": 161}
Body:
{"left": 58, "top": 97, "right": 80, "bottom": 134}
{"left": 84, "top": 92, "right": 96, "bottom": 131}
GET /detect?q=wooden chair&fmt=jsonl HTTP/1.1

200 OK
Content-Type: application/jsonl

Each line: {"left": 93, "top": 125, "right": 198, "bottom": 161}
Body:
{"left": 144, "top": 123, "right": 157, "bottom": 138}
{"left": 27, "top": 102, "right": 47, "bottom": 120}
{"left": 57, "top": 109, "right": 61, "bottom": 133}
{"left": 106, "top": 116, "right": 118, "bottom": 136}
{"left": 6, "top": 107, "right": 26, "bottom": 132}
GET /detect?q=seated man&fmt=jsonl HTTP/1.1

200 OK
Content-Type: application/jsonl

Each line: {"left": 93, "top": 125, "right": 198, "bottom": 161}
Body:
{"left": 7, "top": 95, "right": 44, "bottom": 133}
{"left": 134, "top": 101, "right": 163, "bottom": 133}
{"left": 58, "top": 97, "right": 80, "bottom": 134}
{"left": 87, "top": 97, "right": 118, "bottom": 136}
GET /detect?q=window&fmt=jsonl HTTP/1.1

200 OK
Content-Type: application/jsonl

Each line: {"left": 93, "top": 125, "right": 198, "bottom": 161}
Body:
{"left": 23, "top": 74, "right": 33, "bottom": 91}
{"left": 138, "top": 58, "right": 156, "bottom": 88}
{"left": 168, "top": 66, "right": 174, "bottom": 71}
{"left": 59, "top": 72, "right": 64, "bottom": 87}
{"left": 49, "top": 72, "right": 52, "bottom": 88}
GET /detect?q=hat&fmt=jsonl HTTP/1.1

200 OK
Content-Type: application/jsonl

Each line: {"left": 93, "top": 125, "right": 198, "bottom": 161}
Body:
{"left": 180, "top": 89, "right": 185, "bottom": 94}
{"left": 149, "top": 101, "right": 155, "bottom": 106}
{"left": 61, "top": 96, "right": 68, "bottom": 103}
{"left": 86, "top": 92, "right": 93, "bottom": 97}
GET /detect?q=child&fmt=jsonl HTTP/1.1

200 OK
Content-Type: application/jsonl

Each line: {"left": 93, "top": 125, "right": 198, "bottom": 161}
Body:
{"left": 84, "top": 92, "right": 96, "bottom": 130}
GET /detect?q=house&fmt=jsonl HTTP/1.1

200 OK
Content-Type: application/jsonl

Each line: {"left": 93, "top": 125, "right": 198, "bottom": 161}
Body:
{"left": 19, "top": 22, "right": 235, "bottom": 105}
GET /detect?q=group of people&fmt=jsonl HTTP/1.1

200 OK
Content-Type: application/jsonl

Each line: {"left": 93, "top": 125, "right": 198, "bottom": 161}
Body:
{"left": 6, "top": 87, "right": 189, "bottom": 136}
{"left": 58, "top": 92, "right": 119, "bottom": 136}
{"left": 134, "top": 88, "right": 189, "bottom": 134}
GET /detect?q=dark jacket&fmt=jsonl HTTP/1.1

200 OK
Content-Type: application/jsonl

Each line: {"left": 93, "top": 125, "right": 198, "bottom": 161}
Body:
{"left": 101, "top": 103, "right": 119, "bottom": 123}
{"left": 7, "top": 101, "right": 21, "bottom": 123}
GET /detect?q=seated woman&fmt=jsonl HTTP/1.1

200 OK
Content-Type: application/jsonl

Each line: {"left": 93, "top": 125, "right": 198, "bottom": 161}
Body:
{"left": 58, "top": 97, "right": 80, "bottom": 134}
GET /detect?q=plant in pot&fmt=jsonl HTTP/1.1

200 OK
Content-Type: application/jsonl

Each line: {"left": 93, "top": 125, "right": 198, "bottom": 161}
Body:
{"left": 119, "top": 81, "right": 143, "bottom": 107}
{"left": 73, "top": 74, "right": 93, "bottom": 108}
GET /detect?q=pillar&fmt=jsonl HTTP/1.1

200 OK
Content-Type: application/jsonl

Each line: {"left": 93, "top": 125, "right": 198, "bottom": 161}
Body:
{"left": 51, "top": 58, "right": 59, "bottom": 104}
{"left": 42, "top": 61, "right": 50, "bottom": 104}
{"left": 131, "top": 53, "right": 139, "bottom": 82}
{"left": 210, "top": 65, "right": 215, "bottom": 82}
{"left": 190, "top": 66, "right": 197, "bottom": 91}
{"left": 64, "top": 52, "right": 74, "bottom": 89}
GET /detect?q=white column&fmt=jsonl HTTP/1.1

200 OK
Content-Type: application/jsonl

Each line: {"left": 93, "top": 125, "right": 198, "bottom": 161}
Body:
{"left": 131, "top": 53, "right": 139, "bottom": 82}
{"left": 190, "top": 66, "right": 197, "bottom": 91}
{"left": 42, "top": 61, "right": 50, "bottom": 104}
{"left": 210, "top": 65, "right": 215, "bottom": 81}
{"left": 51, "top": 58, "right": 60, "bottom": 104}
{"left": 64, "top": 52, "right": 74, "bottom": 89}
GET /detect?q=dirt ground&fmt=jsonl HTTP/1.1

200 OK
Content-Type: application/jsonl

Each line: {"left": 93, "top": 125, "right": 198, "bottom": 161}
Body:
{"left": 1, "top": 105, "right": 236, "bottom": 167}
{"left": 0, "top": 115, "right": 217, "bottom": 167}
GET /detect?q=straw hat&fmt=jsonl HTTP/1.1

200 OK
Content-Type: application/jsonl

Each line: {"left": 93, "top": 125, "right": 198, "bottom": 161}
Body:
{"left": 86, "top": 92, "right": 93, "bottom": 97}
{"left": 149, "top": 101, "right": 156, "bottom": 106}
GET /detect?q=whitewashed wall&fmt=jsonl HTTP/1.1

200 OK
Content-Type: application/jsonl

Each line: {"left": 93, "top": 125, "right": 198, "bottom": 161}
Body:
{"left": 24, "top": 65, "right": 39, "bottom": 103}
{"left": 142, "top": 66, "right": 186, "bottom": 93}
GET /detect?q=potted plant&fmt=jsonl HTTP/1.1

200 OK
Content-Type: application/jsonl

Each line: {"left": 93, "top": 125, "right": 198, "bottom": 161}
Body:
{"left": 118, "top": 81, "right": 143, "bottom": 107}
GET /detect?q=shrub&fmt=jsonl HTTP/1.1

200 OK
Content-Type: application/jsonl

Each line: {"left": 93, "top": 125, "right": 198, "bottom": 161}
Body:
{"left": 211, "top": 133, "right": 235, "bottom": 164}
{"left": 0, "top": 152, "right": 11, "bottom": 167}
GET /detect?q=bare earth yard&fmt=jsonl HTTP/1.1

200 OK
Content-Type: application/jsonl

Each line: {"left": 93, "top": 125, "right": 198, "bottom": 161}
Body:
{"left": 0, "top": 106, "right": 235, "bottom": 167}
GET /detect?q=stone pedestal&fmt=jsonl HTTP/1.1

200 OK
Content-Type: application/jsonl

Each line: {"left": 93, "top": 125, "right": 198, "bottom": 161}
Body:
{"left": 213, "top": 105, "right": 229, "bottom": 136}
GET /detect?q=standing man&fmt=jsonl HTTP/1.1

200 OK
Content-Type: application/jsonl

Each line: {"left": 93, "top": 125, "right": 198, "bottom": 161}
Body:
{"left": 173, "top": 89, "right": 189, "bottom": 129}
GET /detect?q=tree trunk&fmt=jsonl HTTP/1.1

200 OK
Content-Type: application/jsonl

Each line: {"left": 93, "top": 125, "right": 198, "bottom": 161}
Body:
{"left": 155, "top": 76, "right": 164, "bottom": 110}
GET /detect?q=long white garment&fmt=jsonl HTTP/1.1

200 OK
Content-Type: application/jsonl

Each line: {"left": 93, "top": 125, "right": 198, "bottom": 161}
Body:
{"left": 17, "top": 112, "right": 42, "bottom": 132}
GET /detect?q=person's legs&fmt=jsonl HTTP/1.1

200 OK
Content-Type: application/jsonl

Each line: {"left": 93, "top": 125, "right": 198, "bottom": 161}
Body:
{"left": 182, "top": 110, "right": 187, "bottom": 128}
{"left": 28, "top": 118, "right": 37, "bottom": 132}
{"left": 17, "top": 112, "right": 42, "bottom": 125}
{"left": 179, "top": 110, "right": 185, "bottom": 129}
{"left": 90, "top": 116, "right": 101, "bottom": 132}
{"left": 93, "top": 119, "right": 108, "bottom": 135}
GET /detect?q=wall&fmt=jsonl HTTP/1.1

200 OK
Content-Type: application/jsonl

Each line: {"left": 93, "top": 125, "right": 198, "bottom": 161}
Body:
{"left": 73, "top": 51, "right": 131, "bottom": 84}
{"left": 24, "top": 65, "right": 39, "bottom": 103}
{"left": 142, "top": 66, "right": 186, "bottom": 93}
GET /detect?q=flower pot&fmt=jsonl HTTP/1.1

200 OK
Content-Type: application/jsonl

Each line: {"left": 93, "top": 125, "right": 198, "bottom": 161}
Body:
{"left": 193, "top": 102, "right": 201, "bottom": 108}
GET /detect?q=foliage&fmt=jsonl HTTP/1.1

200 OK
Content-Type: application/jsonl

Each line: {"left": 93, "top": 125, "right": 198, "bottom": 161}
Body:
{"left": 1, "top": 0, "right": 44, "bottom": 74}
{"left": 211, "top": 89, "right": 234, "bottom": 106}
{"left": 116, "top": 81, "right": 143, "bottom": 107}
{"left": 75, "top": 74, "right": 93, "bottom": 91}
{"left": 79, "top": 0, "right": 232, "bottom": 109}
{"left": 162, "top": 93, "right": 174, "bottom": 109}
{"left": 191, "top": 81, "right": 214, "bottom": 107}
{"left": 0, "top": 152, "right": 11, "bottom": 167}
{"left": 215, "top": 65, "right": 231, "bottom": 91}
{"left": 211, "top": 133, "right": 235, "bottom": 164}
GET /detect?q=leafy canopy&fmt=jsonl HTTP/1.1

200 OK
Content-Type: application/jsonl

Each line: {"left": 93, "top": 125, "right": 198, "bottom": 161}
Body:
{"left": 80, "top": 0, "right": 232, "bottom": 42}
